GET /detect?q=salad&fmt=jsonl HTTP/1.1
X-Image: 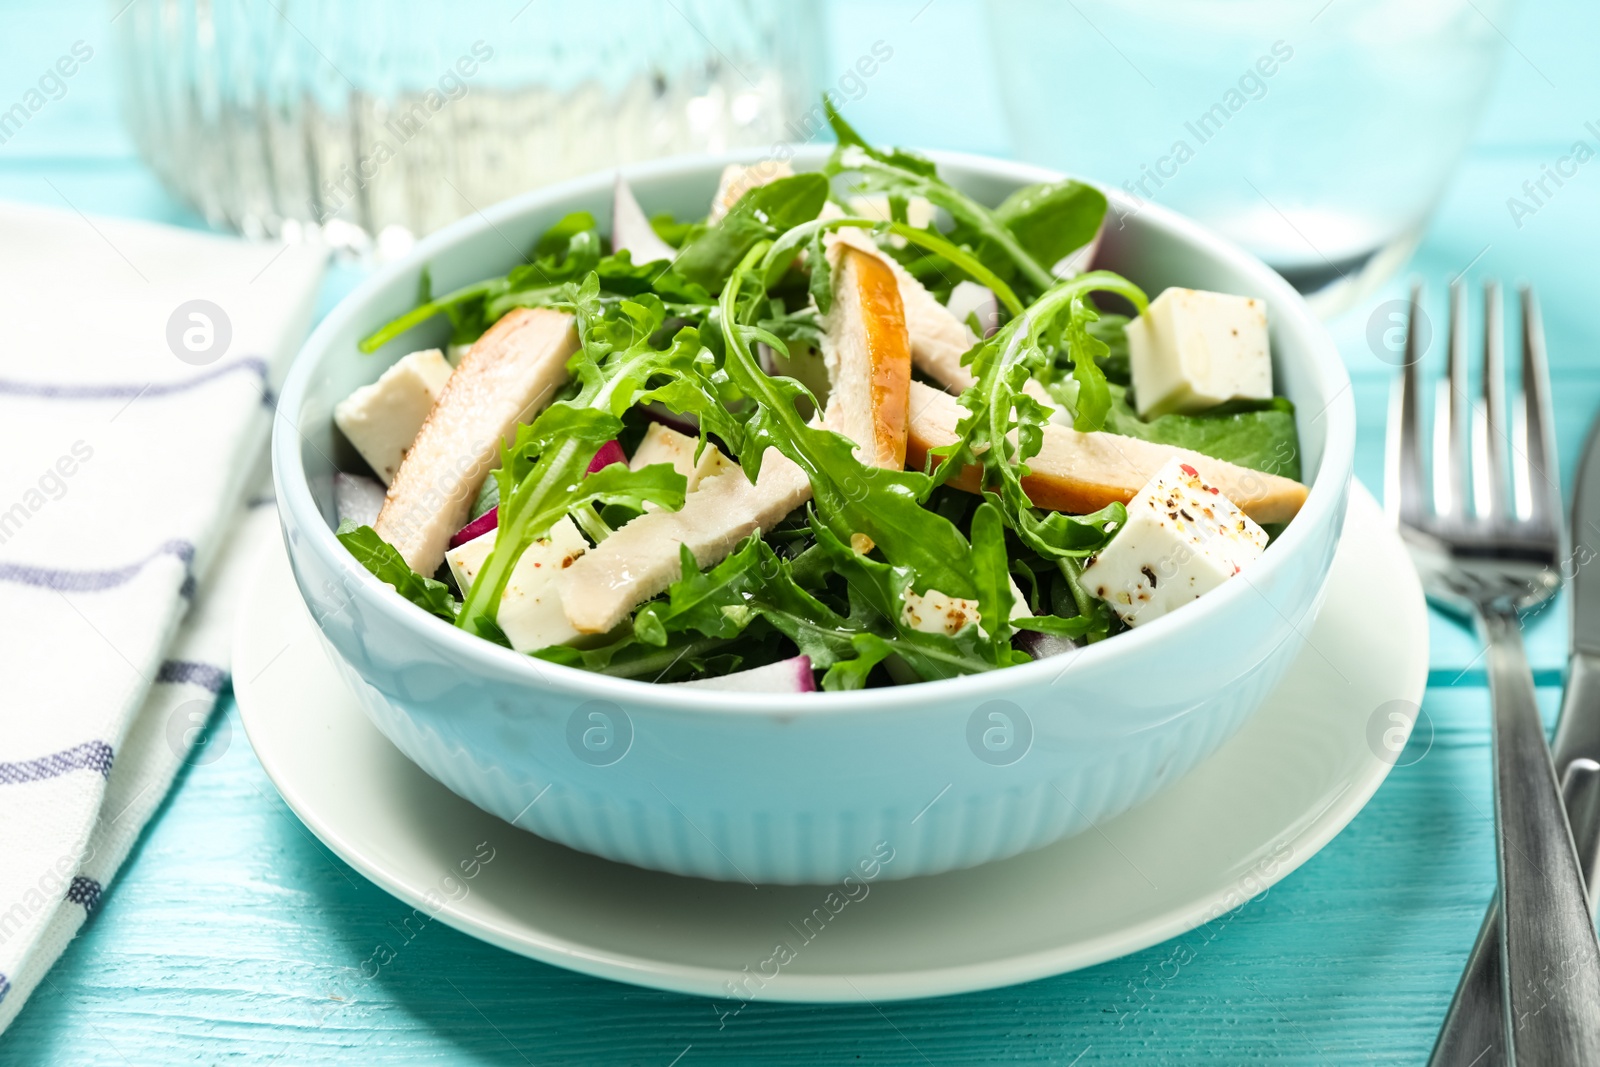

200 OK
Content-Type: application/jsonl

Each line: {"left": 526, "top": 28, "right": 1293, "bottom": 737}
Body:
{"left": 330, "top": 104, "right": 1308, "bottom": 693}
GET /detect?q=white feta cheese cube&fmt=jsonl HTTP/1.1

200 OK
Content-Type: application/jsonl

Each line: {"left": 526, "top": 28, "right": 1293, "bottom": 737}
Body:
{"left": 1126, "top": 288, "right": 1271, "bottom": 418}
{"left": 630, "top": 423, "right": 737, "bottom": 495}
{"left": 333, "top": 348, "right": 454, "bottom": 484}
{"left": 902, "top": 586, "right": 981, "bottom": 637}
{"left": 1079, "top": 458, "right": 1268, "bottom": 627}
{"left": 901, "top": 577, "right": 1029, "bottom": 638}
{"left": 444, "top": 517, "right": 587, "bottom": 652}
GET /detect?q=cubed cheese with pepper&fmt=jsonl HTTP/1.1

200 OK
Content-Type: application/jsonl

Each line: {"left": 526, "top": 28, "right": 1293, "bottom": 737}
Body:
{"left": 899, "top": 578, "right": 1030, "bottom": 639}
{"left": 1127, "top": 288, "right": 1271, "bottom": 418}
{"left": 333, "top": 348, "right": 454, "bottom": 484}
{"left": 445, "top": 517, "right": 587, "bottom": 653}
{"left": 1080, "top": 458, "right": 1267, "bottom": 627}
{"left": 902, "top": 586, "right": 980, "bottom": 637}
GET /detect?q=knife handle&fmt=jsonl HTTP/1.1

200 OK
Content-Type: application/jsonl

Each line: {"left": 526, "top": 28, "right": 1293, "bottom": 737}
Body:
{"left": 1428, "top": 649, "right": 1600, "bottom": 1067}
{"left": 1553, "top": 654, "right": 1600, "bottom": 771}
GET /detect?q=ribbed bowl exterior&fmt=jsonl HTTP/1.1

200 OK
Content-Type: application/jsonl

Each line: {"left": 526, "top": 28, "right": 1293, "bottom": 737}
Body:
{"left": 313, "top": 616, "right": 1309, "bottom": 883}
{"left": 273, "top": 149, "right": 1355, "bottom": 885}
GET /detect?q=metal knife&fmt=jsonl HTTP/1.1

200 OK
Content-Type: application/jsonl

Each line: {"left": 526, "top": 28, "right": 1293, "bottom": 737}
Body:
{"left": 1430, "top": 416, "right": 1600, "bottom": 1066}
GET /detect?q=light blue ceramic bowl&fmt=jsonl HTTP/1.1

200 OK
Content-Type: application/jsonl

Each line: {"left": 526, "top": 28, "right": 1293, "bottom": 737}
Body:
{"left": 272, "top": 147, "right": 1355, "bottom": 886}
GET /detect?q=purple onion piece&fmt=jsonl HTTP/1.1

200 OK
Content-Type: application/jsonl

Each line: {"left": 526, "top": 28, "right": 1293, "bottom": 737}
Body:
{"left": 588, "top": 439, "right": 627, "bottom": 473}
{"left": 451, "top": 440, "right": 624, "bottom": 551}
{"left": 449, "top": 506, "right": 498, "bottom": 549}
{"left": 1015, "top": 629, "right": 1079, "bottom": 661}
{"left": 671, "top": 655, "right": 817, "bottom": 692}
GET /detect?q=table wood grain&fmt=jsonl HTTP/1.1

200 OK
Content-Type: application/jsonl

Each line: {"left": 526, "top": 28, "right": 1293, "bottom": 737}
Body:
{"left": 3, "top": 0, "right": 1599, "bottom": 1062}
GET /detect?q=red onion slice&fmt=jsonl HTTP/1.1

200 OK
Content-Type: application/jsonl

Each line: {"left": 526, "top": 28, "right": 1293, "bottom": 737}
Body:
{"left": 449, "top": 506, "right": 498, "bottom": 549}
{"left": 671, "top": 655, "right": 817, "bottom": 692}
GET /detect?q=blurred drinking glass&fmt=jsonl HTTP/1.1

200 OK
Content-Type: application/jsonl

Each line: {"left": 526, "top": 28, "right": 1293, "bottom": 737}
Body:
{"left": 112, "top": 0, "right": 824, "bottom": 257}
{"left": 986, "top": 0, "right": 1513, "bottom": 315}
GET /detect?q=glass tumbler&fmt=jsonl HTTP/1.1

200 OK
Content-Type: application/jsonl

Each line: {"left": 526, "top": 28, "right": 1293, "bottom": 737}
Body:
{"left": 985, "top": 0, "right": 1512, "bottom": 315}
{"left": 111, "top": 0, "right": 825, "bottom": 256}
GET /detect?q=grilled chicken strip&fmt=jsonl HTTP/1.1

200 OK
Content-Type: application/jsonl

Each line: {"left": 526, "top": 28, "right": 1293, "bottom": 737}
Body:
{"left": 556, "top": 241, "right": 914, "bottom": 635}
{"left": 828, "top": 227, "right": 1060, "bottom": 414}
{"left": 904, "top": 380, "right": 1308, "bottom": 525}
{"left": 821, "top": 243, "right": 912, "bottom": 469}
{"left": 375, "top": 308, "right": 578, "bottom": 575}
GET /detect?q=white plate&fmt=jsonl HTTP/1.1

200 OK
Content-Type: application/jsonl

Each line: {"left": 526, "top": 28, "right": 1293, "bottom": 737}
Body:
{"left": 235, "top": 482, "right": 1426, "bottom": 1003}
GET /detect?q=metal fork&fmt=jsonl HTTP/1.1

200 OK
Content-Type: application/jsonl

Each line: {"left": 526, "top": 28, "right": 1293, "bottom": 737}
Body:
{"left": 1388, "top": 280, "right": 1600, "bottom": 1065}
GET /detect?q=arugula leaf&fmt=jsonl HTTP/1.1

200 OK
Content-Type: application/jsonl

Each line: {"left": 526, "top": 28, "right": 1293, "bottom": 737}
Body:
{"left": 802, "top": 520, "right": 1002, "bottom": 680}
{"left": 456, "top": 282, "right": 708, "bottom": 639}
{"left": 1012, "top": 612, "right": 1097, "bottom": 638}
{"left": 994, "top": 180, "right": 1107, "bottom": 274}
{"left": 1104, "top": 388, "right": 1302, "bottom": 480}
{"left": 628, "top": 526, "right": 1002, "bottom": 688}
{"left": 968, "top": 501, "right": 1019, "bottom": 659}
{"left": 336, "top": 522, "right": 460, "bottom": 622}
{"left": 649, "top": 212, "right": 696, "bottom": 249}
{"left": 824, "top": 99, "right": 1056, "bottom": 295}
{"left": 1087, "top": 312, "right": 1131, "bottom": 384}
{"left": 624, "top": 536, "right": 883, "bottom": 688}
{"left": 818, "top": 634, "right": 896, "bottom": 691}
{"left": 672, "top": 173, "right": 830, "bottom": 291}
{"left": 1055, "top": 555, "right": 1114, "bottom": 644}
{"left": 763, "top": 215, "right": 1023, "bottom": 318}
{"left": 824, "top": 100, "right": 938, "bottom": 178}
{"left": 634, "top": 542, "right": 766, "bottom": 644}
{"left": 531, "top": 210, "right": 602, "bottom": 264}
{"left": 720, "top": 242, "right": 983, "bottom": 602}
{"left": 359, "top": 214, "right": 708, "bottom": 354}
{"left": 535, "top": 631, "right": 750, "bottom": 682}
{"left": 929, "top": 271, "right": 1147, "bottom": 561}
{"left": 1060, "top": 288, "right": 1118, "bottom": 431}
{"left": 588, "top": 250, "right": 712, "bottom": 300}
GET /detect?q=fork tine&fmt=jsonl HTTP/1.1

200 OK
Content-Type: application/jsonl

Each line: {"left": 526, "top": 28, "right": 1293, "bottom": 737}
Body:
{"left": 1478, "top": 280, "right": 1511, "bottom": 522}
{"left": 1517, "top": 285, "right": 1559, "bottom": 533}
{"left": 1441, "top": 280, "right": 1471, "bottom": 519}
{"left": 1388, "top": 282, "right": 1430, "bottom": 528}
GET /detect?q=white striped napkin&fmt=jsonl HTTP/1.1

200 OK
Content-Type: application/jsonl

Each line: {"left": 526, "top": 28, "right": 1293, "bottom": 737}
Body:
{"left": 0, "top": 201, "right": 324, "bottom": 1031}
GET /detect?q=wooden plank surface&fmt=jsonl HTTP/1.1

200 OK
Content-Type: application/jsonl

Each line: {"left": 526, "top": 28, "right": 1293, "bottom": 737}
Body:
{"left": 4, "top": 0, "right": 1600, "bottom": 1062}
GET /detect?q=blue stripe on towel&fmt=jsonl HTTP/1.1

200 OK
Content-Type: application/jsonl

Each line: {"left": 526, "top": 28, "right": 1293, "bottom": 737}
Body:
{"left": 0, "top": 972, "right": 9, "bottom": 1004}
{"left": 0, "top": 356, "right": 268, "bottom": 401}
{"left": 66, "top": 876, "right": 102, "bottom": 915}
{"left": 0, "top": 740, "right": 113, "bottom": 785}
{"left": 156, "top": 660, "right": 227, "bottom": 693}
{"left": 0, "top": 538, "right": 194, "bottom": 594}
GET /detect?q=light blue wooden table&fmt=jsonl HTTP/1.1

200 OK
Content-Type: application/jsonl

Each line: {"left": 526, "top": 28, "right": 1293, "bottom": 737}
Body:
{"left": 5, "top": 1, "right": 1600, "bottom": 1062}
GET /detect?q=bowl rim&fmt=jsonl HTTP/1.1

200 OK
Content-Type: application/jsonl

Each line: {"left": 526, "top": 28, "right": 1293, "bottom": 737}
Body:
{"left": 273, "top": 145, "right": 1356, "bottom": 716}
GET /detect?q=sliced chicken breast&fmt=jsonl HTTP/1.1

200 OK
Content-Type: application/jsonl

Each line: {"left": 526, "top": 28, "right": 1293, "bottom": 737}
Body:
{"left": 556, "top": 241, "right": 916, "bottom": 636}
{"left": 828, "top": 227, "right": 1060, "bottom": 415}
{"left": 831, "top": 227, "right": 975, "bottom": 391}
{"left": 556, "top": 450, "right": 813, "bottom": 634}
{"left": 821, "top": 243, "right": 912, "bottom": 469}
{"left": 375, "top": 308, "right": 579, "bottom": 575}
{"left": 904, "top": 380, "right": 1308, "bottom": 525}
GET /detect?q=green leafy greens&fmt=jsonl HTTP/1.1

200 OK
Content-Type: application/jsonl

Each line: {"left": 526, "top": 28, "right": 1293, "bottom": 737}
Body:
{"left": 339, "top": 96, "right": 1296, "bottom": 683}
